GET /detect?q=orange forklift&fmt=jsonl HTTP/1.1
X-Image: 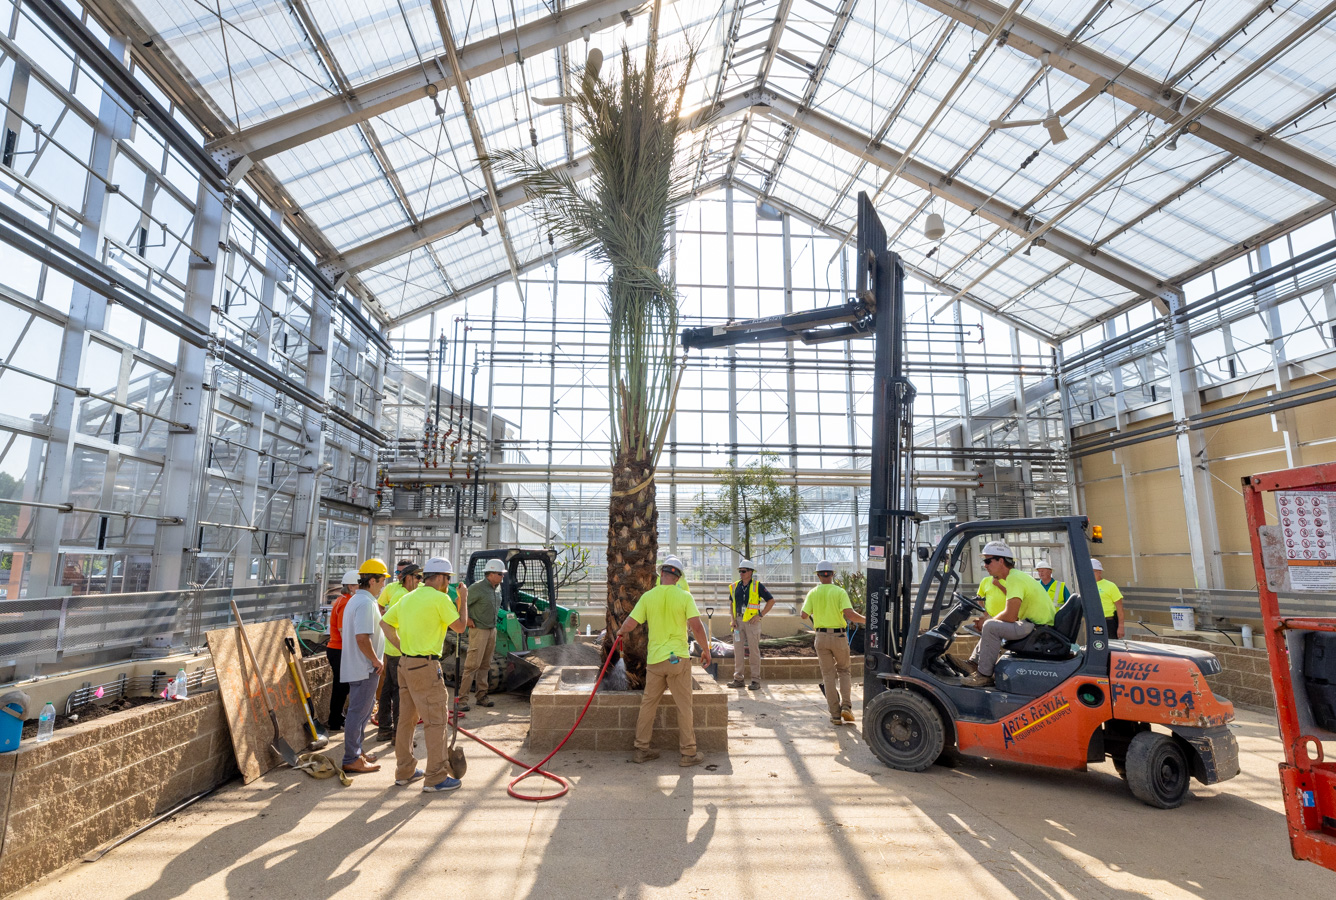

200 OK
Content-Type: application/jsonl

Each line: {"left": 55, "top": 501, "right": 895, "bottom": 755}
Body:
{"left": 683, "top": 192, "right": 1239, "bottom": 808}
{"left": 864, "top": 516, "right": 1240, "bottom": 808}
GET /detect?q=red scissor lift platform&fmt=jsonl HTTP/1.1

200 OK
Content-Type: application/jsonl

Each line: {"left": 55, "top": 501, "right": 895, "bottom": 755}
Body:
{"left": 1244, "top": 464, "right": 1336, "bottom": 872}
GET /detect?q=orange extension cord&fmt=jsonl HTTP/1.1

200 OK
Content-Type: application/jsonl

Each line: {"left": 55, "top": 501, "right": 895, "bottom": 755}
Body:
{"left": 446, "top": 635, "right": 624, "bottom": 802}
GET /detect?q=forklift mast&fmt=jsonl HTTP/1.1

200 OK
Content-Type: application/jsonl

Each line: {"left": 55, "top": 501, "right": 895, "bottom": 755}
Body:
{"left": 681, "top": 193, "right": 918, "bottom": 698}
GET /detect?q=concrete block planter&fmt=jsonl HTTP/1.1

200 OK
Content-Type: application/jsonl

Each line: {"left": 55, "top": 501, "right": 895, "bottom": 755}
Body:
{"left": 528, "top": 666, "right": 728, "bottom": 754}
{"left": 0, "top": 657, "right": 330, "bottom": 898}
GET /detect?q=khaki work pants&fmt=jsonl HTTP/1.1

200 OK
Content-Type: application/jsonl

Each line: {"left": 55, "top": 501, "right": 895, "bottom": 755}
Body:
{"left": 733, "top": 617, "right": 762, "bottom": 682}
{"left": 814, "top": 632, "right": 852, "bottom": 718}
{"left": 970, "top": 619, "right": 1034, "bottom": 676}
{"left": 395, "top": 656, "right": 452, "bottom": 785}
{"left": 634, "top": 659, "right": 696, "bottom": 756}
{"left": 460, "top": 627, "right": 496, "bottom": 701}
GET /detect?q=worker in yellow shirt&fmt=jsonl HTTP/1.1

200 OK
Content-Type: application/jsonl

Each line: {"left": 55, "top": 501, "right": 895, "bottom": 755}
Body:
{"left": 1034, "top": 559, "right": 1070, "bottom": 607}
{"left": 616, "top": 556, "right": 712, "bottom": 767}
{"left": 375, "top": 560, "right": 420, "bottom": 741}
{"left": 800, "top": 560, "right": 866, "bottom": 726}
{"left": 964, "top": 541, "right": 1056, "bottom": 688}
{"left": 381, "top": 557, "right": 467, "bottom": 794}
{"left": 1092, "top": 558, "right": 1125, "bottom": 639}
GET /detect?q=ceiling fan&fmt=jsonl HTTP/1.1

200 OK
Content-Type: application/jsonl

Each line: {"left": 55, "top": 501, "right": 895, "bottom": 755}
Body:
{"left": 533, "top": 48, "right": 604, "bottom": 106}
{"left": 988, "top": 53, "right": 1100, "bottom": 144}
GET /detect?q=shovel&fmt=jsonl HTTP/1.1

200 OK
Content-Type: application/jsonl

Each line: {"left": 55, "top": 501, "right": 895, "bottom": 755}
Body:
{"left": 449, "top": 632, "right": 467, "bottom": 778}
{"left": 283, "top": 636, "right": 328, "bottom": 750}
{"left": 229, "top": 599, "right": 300, "bottom": 768}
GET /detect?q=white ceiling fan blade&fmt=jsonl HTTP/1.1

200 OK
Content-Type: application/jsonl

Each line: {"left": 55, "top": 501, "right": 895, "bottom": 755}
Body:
{"left": 534, "top": 95, "right": 577, "bottom": 106}
{"left": 1055, "top": 84, "right": 1101, "bottom": 119}
{"left": 989, "top": 118, "right": 1046, "bottom": 130}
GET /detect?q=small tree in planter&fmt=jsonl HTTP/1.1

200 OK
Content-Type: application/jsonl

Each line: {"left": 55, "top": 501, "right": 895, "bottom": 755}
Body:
{"left": 684, "top": 453, "right": 801, "bottom": 560}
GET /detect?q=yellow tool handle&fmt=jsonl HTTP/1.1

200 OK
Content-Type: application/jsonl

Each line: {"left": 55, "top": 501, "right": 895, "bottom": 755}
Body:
{"left": 286, "top": 658, "right": 319, "bottom": 742}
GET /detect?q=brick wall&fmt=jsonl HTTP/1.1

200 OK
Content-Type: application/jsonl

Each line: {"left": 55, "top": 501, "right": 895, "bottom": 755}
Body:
{"left": 715, "top": 656, "right": 824, "bottom": 681}
{"left": 0, "top": 657, "right": 329, "bottom": 898}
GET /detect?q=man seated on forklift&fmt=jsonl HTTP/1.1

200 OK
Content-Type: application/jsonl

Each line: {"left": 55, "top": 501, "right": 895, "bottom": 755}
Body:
{"left": 963, "top": 540, "right": 1056, "bottom": 688}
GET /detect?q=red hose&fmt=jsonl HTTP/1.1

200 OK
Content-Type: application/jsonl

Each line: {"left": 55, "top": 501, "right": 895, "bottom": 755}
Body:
{"left": 447, "top": 635, "right": 624, "bottom": 802}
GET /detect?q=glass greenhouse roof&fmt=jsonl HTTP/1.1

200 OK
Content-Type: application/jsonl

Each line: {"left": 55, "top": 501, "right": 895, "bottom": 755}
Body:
{"left": 104, "top": 0, "right": 1336, "bottom": 337}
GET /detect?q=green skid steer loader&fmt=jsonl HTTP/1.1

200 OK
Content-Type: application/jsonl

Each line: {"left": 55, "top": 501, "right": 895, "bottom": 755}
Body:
{"left": 448, "top": 548, "right": 581, "bottom": 694}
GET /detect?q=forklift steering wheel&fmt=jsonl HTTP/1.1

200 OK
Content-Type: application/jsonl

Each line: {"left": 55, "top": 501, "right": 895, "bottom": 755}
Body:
{"left": 953, "top": 591, "right": 986, "bottom": 615}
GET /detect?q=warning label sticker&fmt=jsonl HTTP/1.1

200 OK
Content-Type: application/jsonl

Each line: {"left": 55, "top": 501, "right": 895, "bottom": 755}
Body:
{"left": 1277, "top": 489, "right": 1336, "bottom": 591}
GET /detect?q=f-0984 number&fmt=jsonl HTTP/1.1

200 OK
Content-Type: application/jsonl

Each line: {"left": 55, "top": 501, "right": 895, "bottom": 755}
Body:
{"left": 1112, "top": 683, "right": 1195, "bottom": 711}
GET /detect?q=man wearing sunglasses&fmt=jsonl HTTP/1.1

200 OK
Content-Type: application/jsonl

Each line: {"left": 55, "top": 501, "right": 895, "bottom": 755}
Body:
{"left": 963, "top": 540, "right": 1055, "bottom": 688}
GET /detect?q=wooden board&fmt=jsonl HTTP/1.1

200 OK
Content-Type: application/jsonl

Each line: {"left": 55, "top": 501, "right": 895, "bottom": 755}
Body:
{"left": 206, "top": 619, "right": 313, "bottom": 784}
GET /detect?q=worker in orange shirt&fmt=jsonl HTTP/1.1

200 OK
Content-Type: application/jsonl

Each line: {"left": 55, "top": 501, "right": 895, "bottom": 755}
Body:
{"left": 325, "top": 569, "right": 359, "bottom": 732}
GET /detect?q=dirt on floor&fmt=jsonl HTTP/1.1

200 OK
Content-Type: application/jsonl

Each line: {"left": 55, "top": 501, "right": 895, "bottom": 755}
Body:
{"left": 21, "top": 695, "right": 163, "bottom": 738}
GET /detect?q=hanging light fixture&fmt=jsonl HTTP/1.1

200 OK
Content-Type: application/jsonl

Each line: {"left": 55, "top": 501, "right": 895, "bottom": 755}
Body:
{"left": 924, "top": 193, "right": 945, "bottom": 241}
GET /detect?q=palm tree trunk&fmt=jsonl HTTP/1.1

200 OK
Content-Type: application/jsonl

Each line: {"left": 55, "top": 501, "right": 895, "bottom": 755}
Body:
{"left": 602, "top": 449, "right": 658, "bottom": 688}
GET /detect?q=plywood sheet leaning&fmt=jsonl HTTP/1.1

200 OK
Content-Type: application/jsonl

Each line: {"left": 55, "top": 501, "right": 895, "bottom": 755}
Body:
{"left": 206, "top": 619, "right": 312, "bottom": 783}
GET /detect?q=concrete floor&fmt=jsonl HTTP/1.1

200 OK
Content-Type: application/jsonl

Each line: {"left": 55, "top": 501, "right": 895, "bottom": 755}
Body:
{"left": 16, "top": 685, "right": 1332, "bottom": 899}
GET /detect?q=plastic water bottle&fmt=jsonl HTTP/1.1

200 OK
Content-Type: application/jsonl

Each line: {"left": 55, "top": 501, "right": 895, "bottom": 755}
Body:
{"left": 669, "top": 653, "right": 680, "bottom": 665}
{"left": 37, "top": 702, "right": 55, "bottom": 742}
{"left": 171, "top": 669, "right": 188, "bottom": 700}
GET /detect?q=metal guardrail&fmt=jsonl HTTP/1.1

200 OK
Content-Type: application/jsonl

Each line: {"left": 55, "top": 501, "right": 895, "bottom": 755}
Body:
{"left": 1122, "top": 586, "right": 1336, "bottom": 621}
{"left": 559, "top": 580, "right": 814, "bottom": 617}
{"left": 0, "top": 583, "right": 320, "bottom": 670}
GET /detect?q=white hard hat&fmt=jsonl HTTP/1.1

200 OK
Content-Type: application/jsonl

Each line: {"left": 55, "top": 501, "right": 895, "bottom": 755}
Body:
{"left": 340, "top": 569, "right": 360, "bottom": 585}
{"left": 660, "top": 556, "right": 686, "bottom": 576}
{"left": 423, "top": 556, "right": 454, "bottom": 574}
{"left": 1090, "top": 558, "right": 1103, "bottom": 571}
{"left": 738, "top": 558, "right": 756, "bottom": 571}
{"left": 483, "top": 558, "right": 506, "bottom": 575}
{"left": 1035, "top": 559, "right": 1053, "bottom": 571}
{"left": 815, "top": 559, "right": 835, "bottom": 573}
{"left": 981, "top": 540, "right": 1014, "bottom": 559}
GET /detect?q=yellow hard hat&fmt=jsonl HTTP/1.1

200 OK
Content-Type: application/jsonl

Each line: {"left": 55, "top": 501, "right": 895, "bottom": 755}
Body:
{"left": 358, "top": 557, "right": 390, "bottom": 576}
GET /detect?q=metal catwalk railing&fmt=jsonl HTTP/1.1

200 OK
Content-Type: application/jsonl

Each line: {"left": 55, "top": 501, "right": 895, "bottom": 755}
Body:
{"left": 1122, "top": 586, "right": 1336, "bottom": 621}
{"left": 0, "top": 583, "right": 320, "bottom": 672}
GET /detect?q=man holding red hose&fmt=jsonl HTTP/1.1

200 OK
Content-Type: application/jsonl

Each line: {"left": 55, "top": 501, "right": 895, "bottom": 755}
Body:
{"left": 617, "top": 556, "right": 712, "bottom": 767}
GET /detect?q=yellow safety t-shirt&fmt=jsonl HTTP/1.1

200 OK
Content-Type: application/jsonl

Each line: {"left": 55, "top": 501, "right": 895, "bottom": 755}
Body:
{"left": 1097, "top": 579, "right": 1124, "bottom": 618}
{"left": 801, "top": 583, "right": 853, "bottom": 629}
{"left": 976, "top": 569, "right": 1055, "bottom": 626}
{"left": 377, "top": 580, "right": 409, "bottom": 657}
{"left": 382, "top": 583, "right": 460, "bottom": 658}
{"left": 628, "top": 584, "right": 701, "bottom": 665}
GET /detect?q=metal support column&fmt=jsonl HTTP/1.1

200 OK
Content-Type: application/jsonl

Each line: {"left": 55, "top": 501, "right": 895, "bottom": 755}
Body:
{"left": 842, "top": 249, "right": 860, "bottom": 566}
{"left": 26, "top": 32, "right": 134, "bottom": 599}
{"left": 1009, "top": 327, "right": 1034, "bottom": 518}
{"left": 1104, "top": 320, "right": 1140, "bottom": 584}
{"left": 784, "top": 213, "right": 801, "bottom": 582}
{"left": 1258, "top": 245, "right": 1305, "bottom": 468}
{"left": 726, "top": 186, "right": 739, "bottom": 559}
{"left": 150, "top": 181, "right": 228, "bottom": 590}
{"left": 1164, "top": 291, "right": 1226, "bottom": 589}
{"left": 297, "top": 272, "right": 336, "bottom": 583}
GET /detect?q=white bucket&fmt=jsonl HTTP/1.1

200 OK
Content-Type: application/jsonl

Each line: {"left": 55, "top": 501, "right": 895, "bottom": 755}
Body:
{"left": 1170, "top": 606, "right": 1196, "bottom": 632}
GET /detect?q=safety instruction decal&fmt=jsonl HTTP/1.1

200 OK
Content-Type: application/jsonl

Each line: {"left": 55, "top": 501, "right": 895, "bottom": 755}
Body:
{"left": 1277, "top": 490, "right": 1336, "bottom": 591}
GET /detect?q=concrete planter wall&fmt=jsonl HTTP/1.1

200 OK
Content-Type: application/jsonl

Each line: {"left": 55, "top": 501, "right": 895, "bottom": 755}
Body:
{"left": 715, "top": 656, "right": 824, "bottom": 681}
{"left": 529, "top": 666, "right": 728, "bottom": 753}
{"left": 0, "top": 657, "right": 330, "bottom": 897}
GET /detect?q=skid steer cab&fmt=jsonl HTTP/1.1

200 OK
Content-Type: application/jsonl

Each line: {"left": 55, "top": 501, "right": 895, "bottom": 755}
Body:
{"left": 456, "top": 548, "right": 580, "bottom": 694}
{"left": 863, "top": 516, "right": 1240, "bottom": 808}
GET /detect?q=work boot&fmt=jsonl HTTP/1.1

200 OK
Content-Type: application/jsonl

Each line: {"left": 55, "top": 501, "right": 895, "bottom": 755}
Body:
{"left": 375, "top": 731, "right": 394, "bottom": 742}
{"left": 344, "top": 758, "right": 380, "bottom": 774}
{"left": 830, "top": 716, "right": 844, "bottom": 726}
{"left": 727, "top": 679, "right": 746, "bottom": 688}
{"left": 748, "top": 681, "right": 760, "bottom": 691}
{"left": 680, "top": 752, "right": 706, "bottom": 767}
{"left": 841, "top": 709, "right": 856, "bottom": 724}
{"left": 476, "top": 697, "right": 494, "bottom": 708}
{"left": 631, "top": 749, "right": 660, "bottom": 763}
{"left": 455, "top": 700, "right": 470, "bottom": 712}
{"left": 962, "top": 672, "right": 995, "bottom": 687}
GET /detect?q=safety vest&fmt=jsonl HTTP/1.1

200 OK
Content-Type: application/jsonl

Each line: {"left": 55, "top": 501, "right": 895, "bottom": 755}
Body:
{"left": 1043, "top": 579, "right": 1066, "bottom": 605}
{"left": 730, "top": 579, "right": 763, "bottom": 622}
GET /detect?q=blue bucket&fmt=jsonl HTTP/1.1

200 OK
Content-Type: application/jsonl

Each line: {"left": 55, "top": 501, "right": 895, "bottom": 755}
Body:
{"left": 0, "top": 703, "right": 23, "bottom": 753}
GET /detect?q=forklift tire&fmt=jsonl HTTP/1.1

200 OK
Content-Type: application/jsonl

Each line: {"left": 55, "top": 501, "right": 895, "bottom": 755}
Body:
{"left": 1125, "top": 731, "right": 1190, "bottom": 809}
{"left": 863, "top": 689, "right": 946, "bottom": 773}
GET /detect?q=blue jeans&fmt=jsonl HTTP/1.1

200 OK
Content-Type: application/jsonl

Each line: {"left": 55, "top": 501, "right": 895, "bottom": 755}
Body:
{"left": 343, "top": 676, "right": 378, "bottom": 766}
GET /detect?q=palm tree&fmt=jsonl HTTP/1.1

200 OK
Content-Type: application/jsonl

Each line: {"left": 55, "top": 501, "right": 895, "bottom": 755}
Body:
{"left": 491, "top": 30, "right": 692, "bottom": 687}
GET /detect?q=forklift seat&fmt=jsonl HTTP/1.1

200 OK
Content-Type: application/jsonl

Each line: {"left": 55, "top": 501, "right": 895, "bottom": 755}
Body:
{"left": 1002, "top": 594, "right": 1084, "bottom": 660}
